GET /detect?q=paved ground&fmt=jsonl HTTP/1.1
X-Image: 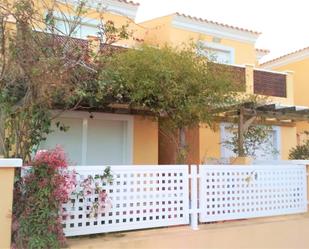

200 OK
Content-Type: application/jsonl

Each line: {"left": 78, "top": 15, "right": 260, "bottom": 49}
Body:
{"left": 67, "top": 214, "right": 309, "bottom": 249}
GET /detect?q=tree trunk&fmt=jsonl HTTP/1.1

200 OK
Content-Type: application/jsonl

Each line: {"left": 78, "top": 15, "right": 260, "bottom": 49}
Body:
{"left": 0, "top": 113, "right": 6, "bottom": 157}
{"left": 177, "top": 127, "right": 187, "bottom": 164}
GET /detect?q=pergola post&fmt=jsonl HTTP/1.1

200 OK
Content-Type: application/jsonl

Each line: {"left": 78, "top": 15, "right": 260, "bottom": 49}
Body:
{"left": 231, "top": 106, "right": 256, "bottom": 165}
{"left": 238, "top": 106, "right": 245, "bottom": 157}
{"left": 0, "top": 159, "right": 22, "bottom": 249}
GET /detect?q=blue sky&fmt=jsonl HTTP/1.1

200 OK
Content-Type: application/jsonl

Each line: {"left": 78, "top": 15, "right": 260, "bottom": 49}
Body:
{"left": 135, "top": 0, "right": 309, "bottom": 62}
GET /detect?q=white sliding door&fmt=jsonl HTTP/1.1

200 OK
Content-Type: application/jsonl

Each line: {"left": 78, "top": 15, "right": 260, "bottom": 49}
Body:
{"left": 40, "top": 112, "right": 133, "bottom": 165}
{"left": 40, "top": 117, "right": 83, "bottom": 165}
{"left": 86, "top": 119, "right": 127, "bottom": 165}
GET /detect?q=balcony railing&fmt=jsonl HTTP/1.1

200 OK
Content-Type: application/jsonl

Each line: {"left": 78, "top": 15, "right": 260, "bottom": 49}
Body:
{"left": 254, "top": 69, "right": 287, "bottom": 98}
{"left": 207, "top": 63, "right": 290, "bottom": 100}
{"left": 34, "top": 31, "right": 291, "bottom": 101}
{"left": 217, "top": 64, "right": 292, "bottom": 103}
{"left": 207, "top": 63, "right": 246, "bottom": 91}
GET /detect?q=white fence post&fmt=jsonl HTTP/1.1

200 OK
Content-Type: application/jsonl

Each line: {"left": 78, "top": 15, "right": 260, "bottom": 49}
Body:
{"left": 190, "top": 165, "right": 199, "bottom": 230}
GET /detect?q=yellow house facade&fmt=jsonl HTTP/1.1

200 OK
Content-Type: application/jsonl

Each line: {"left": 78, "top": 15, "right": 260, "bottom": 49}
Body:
{"left": 261, "top": 47, "right": 309, "bottom": 146}
{"left": 141, "top": 13, "right": 296, "bottom": 163}
{"left": 2, "top": 1, "right": 299, "bottom": 164}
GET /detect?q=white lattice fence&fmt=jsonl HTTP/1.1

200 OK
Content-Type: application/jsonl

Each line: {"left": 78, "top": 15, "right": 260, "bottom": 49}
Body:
{"left": 199, "top": 165, "right": 308, "bottom": 223}
{"left": 62, "top": 165, "right": 190, "bottom": 236}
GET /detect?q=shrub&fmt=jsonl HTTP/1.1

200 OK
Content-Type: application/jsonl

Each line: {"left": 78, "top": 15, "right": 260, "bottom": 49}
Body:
{"left": 12, "top": 147, "right": 76, "bottom": 249}
{"left": 12, "top": 147, "right": 113, "bottom": 249}
{"left": 289, "top": 140, "right": 309, "bottom": 160}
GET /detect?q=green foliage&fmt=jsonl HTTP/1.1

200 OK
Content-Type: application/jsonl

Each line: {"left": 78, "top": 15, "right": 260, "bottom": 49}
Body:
{"left": 100, "top": 44, "right": 238, "bottom": 129}
{"left": 98, "top": 44, "right": 239, "bottom": 163}
{"left": 289, "top": 140, "right": 309, "bottom": 160}
{"left": 223, "top": 125, "right": 278, "bottom": 158}
{"left": 98, "top": 44, "right": 239, "bottom": 162}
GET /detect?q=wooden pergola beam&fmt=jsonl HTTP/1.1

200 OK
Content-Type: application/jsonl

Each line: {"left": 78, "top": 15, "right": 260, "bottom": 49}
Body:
{"left": 275, "top": 106, "right": 296, "bottom": 113}
{"left": 256, "top": 104, "right": 276, "bottom": 111}
{"left": 244, "top": 109, "right": 309, "bottom": 122}
{"left": 214, "top": 116, "right": 295, "bottom": 127}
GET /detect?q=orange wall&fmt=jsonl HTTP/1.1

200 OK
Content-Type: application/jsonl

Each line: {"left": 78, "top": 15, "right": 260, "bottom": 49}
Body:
{"left": 133, "top": 116, "right": 158, "bottom": 164}
{"left": 295, "top": 121, "right": 309, "bottom": 145}
{"left": 280, "top": 126, "right": 297, "bottom": 160}
{"left": 272, "top": 58, "right": 309, "bottom": 107}
{"left": 158, "top": 128, "right": 178, "bottom": 164}
{"left": 159, "top": 125, "right": 221, "bottom": 165}
{"left": 158, "top": 127, "right": 200, "bottom": 165}
{"left": 186, "top": 127, "right": 200, "bottom": 164}
{"left": 199, "top": 124, "right": 221, "bottom": 163}
{"left": 0, "top": 168, "right": 15, "bottom": 248}
{"left": 268, "top": 58, "right": 309, "bottom": 151}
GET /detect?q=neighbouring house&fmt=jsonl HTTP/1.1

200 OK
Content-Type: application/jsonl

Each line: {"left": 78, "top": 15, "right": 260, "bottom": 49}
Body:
{"left": 261, "top": 47, "right": 309, "bottom": 146}
{"left": 141, "top": 13, "right": 297, "bottom": 163}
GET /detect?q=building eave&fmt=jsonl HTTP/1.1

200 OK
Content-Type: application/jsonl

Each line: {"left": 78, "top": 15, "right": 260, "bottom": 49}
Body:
{"left": 261, "top": 47, "right": 309, "bottom": 69}
{"left": 172, "top": 13, "right": 261, "bottom": 44}
{"left": 59, "top": 0, "right": 139, "bottom": 20}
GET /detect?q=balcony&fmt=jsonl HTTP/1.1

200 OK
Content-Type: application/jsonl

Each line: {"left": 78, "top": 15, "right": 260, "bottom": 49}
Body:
{"left": 34, "top": 32, "right": 293, "bottom": 104}
{"left": 215, "top": 64, "right": 293, "bottom": 105}
{"left": 207, "top": 63, "right": 292, "bottom": 104}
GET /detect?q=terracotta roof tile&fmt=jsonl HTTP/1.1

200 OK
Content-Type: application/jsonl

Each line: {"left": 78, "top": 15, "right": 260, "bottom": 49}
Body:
{"left": 261, "top": 46, "right": 309, "bottom": 66}
{"left": 256, "top": 48, "right": 270, "bottom": 54}
{"left": 117, "top": 0, "right": 139, "bottom": 6}
{"left": 175, "top": 12, "right": 261, "bottom": 35}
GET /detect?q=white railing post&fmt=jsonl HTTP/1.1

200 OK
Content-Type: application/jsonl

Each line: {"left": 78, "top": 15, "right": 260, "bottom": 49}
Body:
{"left": 190, "top": 165, "right": 199, "bottom": 230}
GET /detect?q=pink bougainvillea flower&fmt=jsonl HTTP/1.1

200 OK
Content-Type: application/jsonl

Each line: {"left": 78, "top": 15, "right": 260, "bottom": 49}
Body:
{"left": 33, "top": 146, "right": 67, "bottom": 169}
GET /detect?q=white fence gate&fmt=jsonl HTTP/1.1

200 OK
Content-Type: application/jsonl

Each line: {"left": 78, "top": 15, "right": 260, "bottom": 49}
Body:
{"left": 62, "top": 165, "right": 190, "bottom": 236}
{"left": 198, "top": 165, "right": 307, "bottom": 222}
{"left": 61, "top": 164, "right": 308, "bottom": 237}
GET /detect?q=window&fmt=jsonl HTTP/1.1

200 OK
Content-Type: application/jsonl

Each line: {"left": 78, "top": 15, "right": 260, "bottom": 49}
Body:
{"left": 220, "top": 123, "right": 280, "bottom": 160}
{"left": 50, "top": 12, "right": 101, "bottom": 39}
{"left": 204, "top": 48, "right": 233, "bottom": 64}
{"left": 55, "top": 19, "right": 100, "bottom": 39}
{"left": 198, "top": 41, "right": 235, "bottom": 64}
